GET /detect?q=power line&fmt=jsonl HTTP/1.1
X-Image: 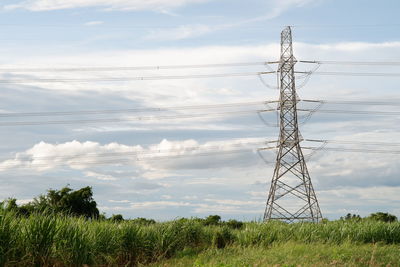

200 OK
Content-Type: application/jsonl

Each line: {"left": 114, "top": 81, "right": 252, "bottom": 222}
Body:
{"left": 0, "top": 100, "right": 275, "bottom": 118}
{"left": 296, "top": 71, "right": 400, "bottom": 77}
{"left": 0, "top": 61, "right": 279, "bottom": 73}
{"left": 0, "top": 139, "right": 267, "bottom": 162}
{"left": 302, "top": 146, "right": 400, "bottom": 155}
{"left": 0, "top": 146, "right": 277, "bottom": 171}
{"left": 302, "top": 99, "right": 400, "bottom": 107}
{"left": 0, "top": 109, "right": 276, "bottom": 127}
{"left": 2, "top": 23, "right": 400, "bottom": 29}
{"left": 292, "top": 24, "right": 400, "bottom": 28}
{"left": 299, "top": 109, "right": 400, "bottom": 116}
{"left": 0, "top": 71, "right": 276, "bottom": 84}
{"left": 304, "top": 139, "right": 400, "bottom": 147}
{"left": 0, "top": 23, "right": 190, "bottom": 28}
{"left": 4, "top": 99, "right": 400, "bottom": 119}
{"left": 300, "top": 60, "right": 400, "bottom": 66}
{"left": 301, "top": 139, "right": 400, "bottom": 156}
{"left": 2, "top": 105, "right": 400, "bottom": 126}
{"left": 1, "top": 103, "right": 399, "bottom": 126}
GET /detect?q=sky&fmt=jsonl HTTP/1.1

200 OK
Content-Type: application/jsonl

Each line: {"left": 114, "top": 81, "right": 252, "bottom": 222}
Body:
{"left": 0, "top": 0, "right": 400, "bottom": 221}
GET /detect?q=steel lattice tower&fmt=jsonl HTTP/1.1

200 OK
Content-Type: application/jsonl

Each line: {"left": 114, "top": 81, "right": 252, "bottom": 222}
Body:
{"left": 263, "top": 26, "right": 322, "bottom": 223}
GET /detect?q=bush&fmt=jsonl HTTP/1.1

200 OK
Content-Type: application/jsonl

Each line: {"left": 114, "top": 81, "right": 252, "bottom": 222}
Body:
{"left": 369, "top": 212, "right": 397, "bottom": 223}
{"left": 131, "top": 217, "right": 156, "bottom": 225}
{"left": 226, "top": 219, "right": 244, "bottom": 229}
{"left": 204, "top": 215, "right": 221, "bottom": 226}
{"left": 110, "top": 214, "right": 124, "bottom": 222}
{"left": 211, "top": 227, "right": 235, "bottom": 249}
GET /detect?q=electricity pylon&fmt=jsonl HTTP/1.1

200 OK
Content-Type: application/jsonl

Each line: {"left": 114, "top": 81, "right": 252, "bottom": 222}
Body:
{"left": 263, "top": 26, "right": 322, "bottom": 223}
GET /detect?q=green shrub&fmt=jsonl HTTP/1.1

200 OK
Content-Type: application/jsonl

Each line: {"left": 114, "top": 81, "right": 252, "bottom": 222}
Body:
{"left": 110, "top": 214, "right": 124, "bottom": 222}
{"left": 204, "top": 215, "right": 221, "bottom": 226}
{"left": 369, "top": 212, "right": 397, "bottom": 223}
{"left": 212, "top": 226, "right": 235, "bottom": 249}
{"left": 226, "top": 219, "right": 244, "bottom": 229}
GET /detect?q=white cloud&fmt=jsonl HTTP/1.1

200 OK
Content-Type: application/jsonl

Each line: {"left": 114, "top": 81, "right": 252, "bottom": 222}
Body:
{"left": 3, "top": 0, "right": 209, "bottom": 11}
{"left": 0, "top": 137, "right": 264, "bottom": 172}
{"left": 109, "top": 199, "right": 131, "bottom": 203}
{"left": 266, "top": 0, "right": 320, "bottom": 19}
{"left": 193, "top": 203, "right": 262, "bottom": 214}
{"left": 85, "top": 171, "right": 118, "bottom": 181}
{"left": 247, "top": 191, "right": 266, "bottom": 199}
{"left": 101, "top": 197, "right": 264, "bottom": 215}
{"left": 130, "top": 201, "right": 194, "bottom": 209}
{"left": 304, "top": 41, "right": 400, "bottom": 52}
{"left": 16, "top": 198, "right": 33, "bottom": 205}
{"left": 182, "top": 195, "right": 198, "bottom": 200}
{"left": 0, "top": 140, "right": 143, "bottom": 171}
{"left": 204, "top": 198, "right": 263, "bottom": 206}
{"left": 317, "top": 186, "right": 400, "bottom": 217}
{"left": 84, "top": 21, "right": 104, "bottom": 26}
{"left": 145, "top": 24, "right": 215, "bottom": 41}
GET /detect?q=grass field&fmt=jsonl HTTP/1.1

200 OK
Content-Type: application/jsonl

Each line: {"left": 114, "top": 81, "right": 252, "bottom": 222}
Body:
{"left": 149, "top": 242, "right": 400, "bottom": 266}
{"left": 1, "top": 209, "right": 400, "bottom": 266}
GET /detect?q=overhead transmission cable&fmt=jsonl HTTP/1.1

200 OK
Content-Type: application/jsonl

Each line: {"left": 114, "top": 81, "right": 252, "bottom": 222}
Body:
{"left": 0, "top": 61, "right": 279, "bottom": 73}
{"left": 0, "top": 100, "right": 276, "bottom": 118}
{"left": 0, "top": 71, "right": 276, "bottom": 84}
{"left": 298, "top": 109, "right": 400, "bottom": 116}
{"left": 302, "top": 146, "right": 400, "bottom": 155}
{"left": 300, "top": 60, "right": 400, "bottom": 66}
{"left": 2, "top": 23, "right": 400, "bottom": 29}
{"left": 0, "top": 149, "right": 251, "bottom": 171}
{"left": 301, "top": 99, "right": 400, "bottom": 107}
{"left": 304, "top": 139, "right": 400, "bottom": 147}
{"left": 301, "top": 139, "right": 400, "bottom": 156}
{"left": 0, "top": 146, "right": 277, "bottom": 171}
{"left": 0, "top": 109, "right": 277, "bottom": 127}
{"left": 295, "top": 71, "right": 400, "bottom": 77}
{"left": 2, "top": 101, "right": 400, "bottom": 126}
{"left": 0, "top": 139, "right": 268, "bottom": 162}
{"left": 4, "top": 99, "right": 399, "bottom": 120}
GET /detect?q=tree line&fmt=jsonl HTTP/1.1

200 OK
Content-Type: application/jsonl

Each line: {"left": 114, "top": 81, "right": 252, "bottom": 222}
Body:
{"left": 1, "top": 186, "right": 398, "bottom": 224}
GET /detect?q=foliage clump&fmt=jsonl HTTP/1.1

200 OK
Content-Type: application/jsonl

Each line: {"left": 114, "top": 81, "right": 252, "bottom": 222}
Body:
{"left": 368, "top": 212, "right": 397, "bottom": 223}
{"left": 1, "top": 186, "right": 99, "bottom": 219}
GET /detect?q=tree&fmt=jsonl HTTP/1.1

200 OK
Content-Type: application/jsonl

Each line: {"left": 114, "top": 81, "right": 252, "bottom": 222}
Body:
{"left": 1, "top": 198, "right": 18, "bottom": 212}
{"left": 110, "top": 214, "right": 124, "bottom": 222}
{"left": 204, "top": 215, "right": 221, "bottom": 226}
{"left": 4, "top": 186, "right": 100, "bottom": 219}
{"left": 369, "top": 212, "right": 397, "bottom": 223}
{"left": 341, "top": 213, "right": 361, "bottom": 221}
{"left": 45, "top": 186, "right": 99, "bottom": 218}
{"left": 225, "top": 219, "right": 244, "bottom": 229}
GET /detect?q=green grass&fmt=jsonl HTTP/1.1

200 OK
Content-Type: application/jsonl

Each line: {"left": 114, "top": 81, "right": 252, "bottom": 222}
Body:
{"left": 1, "top": 209, "right": 400, "bottom": 266}
{"left": 149, "top": 242, "right": 400, "bottom": 267}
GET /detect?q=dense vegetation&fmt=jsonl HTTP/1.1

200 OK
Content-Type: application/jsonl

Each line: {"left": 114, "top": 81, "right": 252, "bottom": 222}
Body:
{"left": 1, "top": 186, "right": 99, "bottom": 219}
{"left": 1, "top": 186, "right": 399, "bottom": 266}
{"left": 1, "top": 209, "right": 400, "bottom": 266}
